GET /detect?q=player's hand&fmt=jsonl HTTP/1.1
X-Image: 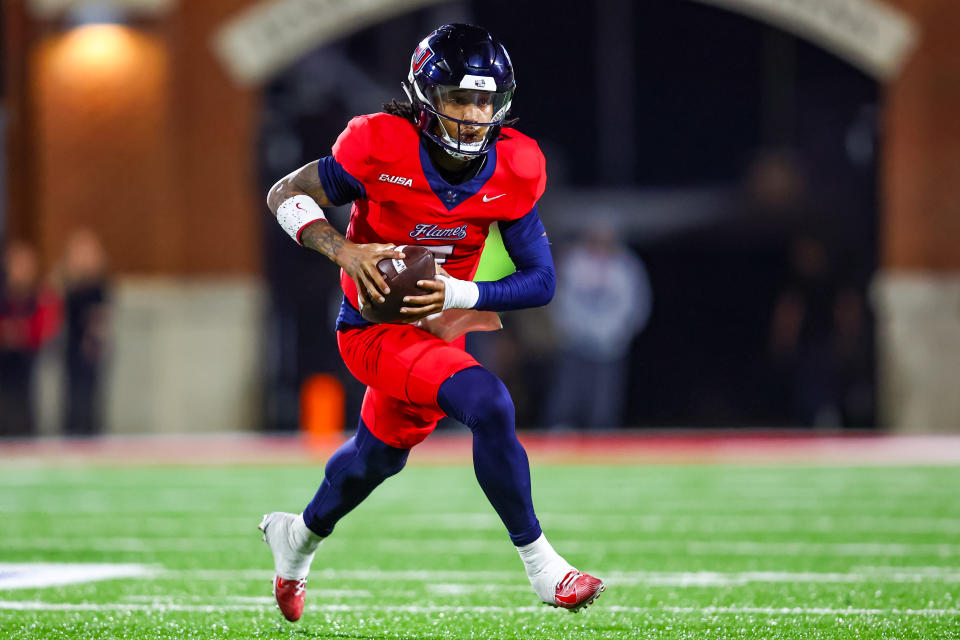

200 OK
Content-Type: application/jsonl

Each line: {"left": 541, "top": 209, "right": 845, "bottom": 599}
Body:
{"left": 340, "top": 243, "right": 405, "bottom": 306}
{"left": 399, "top": 278, "right": 446, "bottom": 323}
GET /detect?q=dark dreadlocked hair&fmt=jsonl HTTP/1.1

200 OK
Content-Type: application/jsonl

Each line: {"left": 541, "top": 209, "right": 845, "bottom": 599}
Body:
{"left": 382, "top": 99, "right": 416, "bottom": 122}
{"left": 381, "top": 99, "right": 518, "bottom": 137}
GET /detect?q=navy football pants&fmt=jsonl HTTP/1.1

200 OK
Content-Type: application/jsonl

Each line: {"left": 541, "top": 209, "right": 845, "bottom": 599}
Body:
{"left": 302, "top": 366, "right": 542, "bottom": 546}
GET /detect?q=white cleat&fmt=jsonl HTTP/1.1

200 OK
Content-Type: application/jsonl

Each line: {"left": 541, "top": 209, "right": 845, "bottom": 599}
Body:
{"left": 258, "top": 512, "right": 317, "bottom": 622}
{"left": 517, "top": 533, "right": 603, "bottom": 612}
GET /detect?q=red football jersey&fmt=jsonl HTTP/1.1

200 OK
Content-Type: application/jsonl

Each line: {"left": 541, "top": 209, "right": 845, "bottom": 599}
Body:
{"left": 332, "top": 113, "right": 546, "bottom": 306}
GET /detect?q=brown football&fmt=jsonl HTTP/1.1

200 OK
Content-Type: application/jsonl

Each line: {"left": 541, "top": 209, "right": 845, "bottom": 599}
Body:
{"left": 360, "top": 245, "right": 437, "bottom": 324}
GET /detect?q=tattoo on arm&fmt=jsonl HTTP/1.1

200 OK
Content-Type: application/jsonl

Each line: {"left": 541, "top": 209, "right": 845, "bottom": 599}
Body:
{"left": 266, "top": 160, "right": 334, "bottom": 213}
{"left": 291, "top": 161, "right": 334, "bottom": 206}
{"left": 346, "top": 254, "right": 363, "bottom": 275}
{"left": 301, "top": 221, "right": 345, "bottom": 262}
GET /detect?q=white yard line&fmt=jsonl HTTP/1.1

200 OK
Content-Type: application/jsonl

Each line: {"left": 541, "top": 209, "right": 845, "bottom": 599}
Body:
{"left": 7, "top": 511, "right": 960, "bottom": 536}
{"left": 364, "top": 538, "right": 960, "bottom": 557}
{"left": 0, "top": 563, "right": 151, "bottom": 590}
{"left": 5, "top": 489, "right": 958, "bottom": 514}
{"left": 157, "top": 568, "right": 518, "bottom": 581}
{"left": 589, "top": 570, "right": 960, "bottom": 585}
{"left": 6, "top": 562, "right": 959, "bottom": 595}
{"left": 1, "top": 538, "right": 243, "bottom": 552}
{"left": 0, "top": 600, "right": 956, "bottom": 617}
{"left": 538, "top": 514, "right": 960, "bottom": 535}
{"left": 654, "top": 605, "right": 960, "bottom": 617}
{"left": 6, "top": 537, "right": 960, "bottom": 557}
{"left": 6, "top": 514, "right": 960, "bottom": 540}
{"left": 153, "top": 567, "right": 960, "bottom": 584}
{"left": 4, "top": 493, "right": 956, "bottom": 509}
{"left": 123, "top": 591, "right": 373, "bottom": 601}
{"left": 384, "top": 512, "right": 960, "bottom": 535}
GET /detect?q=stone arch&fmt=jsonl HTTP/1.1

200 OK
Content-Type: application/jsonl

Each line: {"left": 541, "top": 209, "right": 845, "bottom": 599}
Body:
{"left": 214, "top": 0, "right": 451, "bottom": 86}
{"left": 689, "top": 0, "right": 917, "bottom": 80}
{"left": 214, "top": 0, "right": 919, "bottom": 86}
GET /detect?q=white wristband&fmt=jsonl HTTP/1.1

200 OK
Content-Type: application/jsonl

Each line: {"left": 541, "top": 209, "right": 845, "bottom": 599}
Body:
{"left": 436, "top": 274, "right": 479, "bottom": 310}
{"left": 277, "top": 195, "right": 326, "bottom": 244}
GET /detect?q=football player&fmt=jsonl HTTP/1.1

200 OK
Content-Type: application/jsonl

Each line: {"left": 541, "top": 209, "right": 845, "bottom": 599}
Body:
{"left": 260, "top": 24, "right": 604, "bottom": 622}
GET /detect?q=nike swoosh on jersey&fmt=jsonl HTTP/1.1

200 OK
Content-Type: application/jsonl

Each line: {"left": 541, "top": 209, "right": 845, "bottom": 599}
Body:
{"left": 482, "top": 194, "right": 506, "bottom": 202}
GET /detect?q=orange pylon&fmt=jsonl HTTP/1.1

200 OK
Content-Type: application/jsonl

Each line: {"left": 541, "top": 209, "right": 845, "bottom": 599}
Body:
{"left": 300, "top": 374, "right": 345, "bottom": 449}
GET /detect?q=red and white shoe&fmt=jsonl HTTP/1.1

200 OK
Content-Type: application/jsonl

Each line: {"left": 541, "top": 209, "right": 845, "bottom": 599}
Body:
{"left": 551, "top": 570, "right": 605, "bottom": 612}
{"left": 258, "top": 512, "right": 317, "bottom": 622}
{"left": 271, "top": 576, "right": 307, "bottom": 622}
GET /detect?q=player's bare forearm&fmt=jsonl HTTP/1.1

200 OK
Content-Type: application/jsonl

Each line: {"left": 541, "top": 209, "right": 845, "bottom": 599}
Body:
{"left": 300, "top": 220, "right": 348, "bottom": 264}
{"left": 299, "top": 221, "right": 405, "bottom": 305}
{"left": 266, "top": 160, "right": 334, "bottom": 214}
{"left": 267, "top": 160, "right": 406, "bottom": 304}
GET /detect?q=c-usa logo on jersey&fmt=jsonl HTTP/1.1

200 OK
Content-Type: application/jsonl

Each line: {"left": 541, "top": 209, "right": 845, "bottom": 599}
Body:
{"left": 379, "top": 173, "right": 414, "bottom": 187}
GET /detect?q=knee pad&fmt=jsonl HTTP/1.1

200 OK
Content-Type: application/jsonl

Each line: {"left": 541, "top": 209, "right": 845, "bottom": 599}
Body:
{"left": 367, "top": 444, "right": 409, "bottom": 478}
{"left": 438, "top": 366, "right": 514, "bottom": 433}
{"left": 355, "top": 420, "right": 410, "bottom": 479}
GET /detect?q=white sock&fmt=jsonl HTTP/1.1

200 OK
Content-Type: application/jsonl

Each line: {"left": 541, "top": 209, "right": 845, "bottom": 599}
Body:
{"left": 516, "top": 534, "right": 575, "bottom": 603}
{"left": 272, "top": 513, "right": 323, "bottom": 580}
{"left": 294, "top": 513, "right": 324, "bottom": 554}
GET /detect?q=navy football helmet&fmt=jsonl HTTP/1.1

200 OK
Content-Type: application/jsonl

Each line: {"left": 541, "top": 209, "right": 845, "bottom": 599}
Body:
{"left": 403, "top": 24, "right": 515, "bottom": 159}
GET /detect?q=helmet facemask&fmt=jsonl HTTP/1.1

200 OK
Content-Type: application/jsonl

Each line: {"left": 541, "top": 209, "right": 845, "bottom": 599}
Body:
{"left": 405, "top": 74, "right": 513, "bottom": 160}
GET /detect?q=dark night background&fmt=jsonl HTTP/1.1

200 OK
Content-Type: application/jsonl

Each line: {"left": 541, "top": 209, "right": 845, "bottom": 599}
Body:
{"left": 258, "top": 0, "right": 879, "bottom": 431}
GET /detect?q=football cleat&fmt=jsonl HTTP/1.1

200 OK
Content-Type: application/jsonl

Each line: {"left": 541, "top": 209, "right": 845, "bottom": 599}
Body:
{"left": 258, "top": 512, "right": 316, "bottom": 622}
{"left": 272, "top": 576, "right": 307, "bottom": 622}
{"left": 551, "top": 570, "right": 605, "bottom": 612}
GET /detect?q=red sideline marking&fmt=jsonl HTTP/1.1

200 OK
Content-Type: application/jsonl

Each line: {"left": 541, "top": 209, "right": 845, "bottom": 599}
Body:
{"left": 1, "top": 432, "right": 959, "bottom": 466}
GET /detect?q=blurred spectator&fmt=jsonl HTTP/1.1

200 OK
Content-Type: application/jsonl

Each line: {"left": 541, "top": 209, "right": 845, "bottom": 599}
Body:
{"left": 468, "top": 304, "right": 558, "bottom": 429}
{"left": 59, "top": 230, "right": 111, "bottom": 436}
{"left": 743, "top": 149, "right": 806, "bottom": 214}
{"left": 768, "top": 234, "right": 873, "bottom": 426}
{"left": 545, "top": 226, "right": 652, "bottom": 429}
{"left": 0, "top": 242, "right": 61, "bottom": 436}
{"left": 466, "top": 224, "right": 559, "bottom": 428}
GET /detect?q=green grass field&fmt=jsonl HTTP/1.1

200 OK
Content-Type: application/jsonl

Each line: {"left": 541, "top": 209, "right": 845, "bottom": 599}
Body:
{"left": 2, "top": 463, "right": 959, "bottom": 639}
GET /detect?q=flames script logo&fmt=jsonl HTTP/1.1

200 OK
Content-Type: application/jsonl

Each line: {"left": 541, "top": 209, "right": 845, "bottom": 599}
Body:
{"left": 409, "top": 223, "right": 468, "bottom": 241}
